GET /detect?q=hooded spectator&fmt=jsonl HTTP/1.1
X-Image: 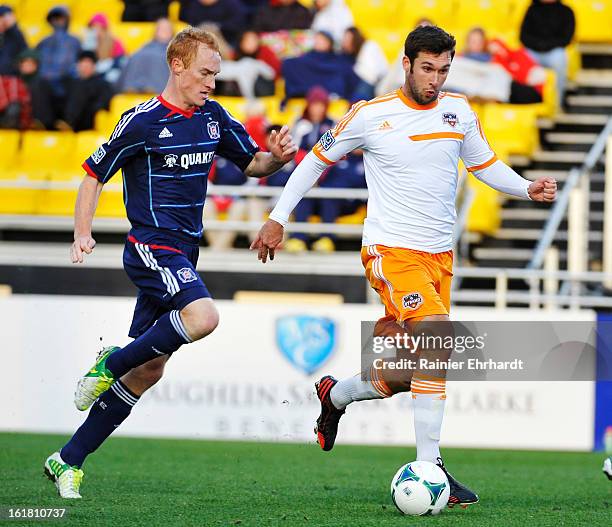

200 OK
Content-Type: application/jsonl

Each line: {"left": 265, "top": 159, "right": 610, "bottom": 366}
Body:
{"left": 0, "top": 5, "right": 27, "bottom": 75}
{"left": 35, "top": 6, "right": 81, "bottom": 98}
{"left": 84, "top": 13, "right": 126, "bottom": 83}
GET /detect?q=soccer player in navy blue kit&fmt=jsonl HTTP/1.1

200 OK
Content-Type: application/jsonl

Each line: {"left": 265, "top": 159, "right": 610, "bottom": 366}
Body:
{"left": 44, "top": 27, "right": 297, "bottom": 499}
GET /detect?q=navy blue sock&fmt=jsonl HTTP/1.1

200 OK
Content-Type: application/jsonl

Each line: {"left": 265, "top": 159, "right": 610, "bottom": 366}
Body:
{"left": 60, "top": 381, "right": 139, "bottom": 467}
{"left": 106, "top": 310, "right": 191, "bottom": 378}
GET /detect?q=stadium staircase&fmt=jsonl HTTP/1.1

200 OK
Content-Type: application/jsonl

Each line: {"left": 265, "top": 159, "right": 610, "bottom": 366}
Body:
{"left": 465, "top": 44, "right": 612, "bottom": 275}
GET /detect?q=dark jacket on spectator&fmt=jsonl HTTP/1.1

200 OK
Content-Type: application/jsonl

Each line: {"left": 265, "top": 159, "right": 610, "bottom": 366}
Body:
{"left": 179, "top": 0, "right": 247, "bottom": 46}
{"left": 520, "top": 0, "right": 575, "bottom": 52}
{"left": 122, "top": 0, "right": 170, "bottom": 22}
{"left": 282, "top": 51, "right": 358, "bottom": 99}
{"left": 36, "top": 29, "right": 81, "bottom": 97}
{"left": 252, "top": 1, "right": 313, "bottom": 33}
{"left": 64, "top": 73, "right": 113, "bottom": 131}
{"left": 0, "top": 23, "right": 27, "bottom": 75}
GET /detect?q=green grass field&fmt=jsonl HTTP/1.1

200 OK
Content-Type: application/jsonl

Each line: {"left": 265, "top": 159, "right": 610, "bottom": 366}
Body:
{"left": 0, "top": 433, "right": 610, "bottom": 526}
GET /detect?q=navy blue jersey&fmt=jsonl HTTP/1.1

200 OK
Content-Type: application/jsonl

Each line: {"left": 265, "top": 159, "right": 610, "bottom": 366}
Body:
{"left": 83, "top": 95, "right": 259, "bottom": 238}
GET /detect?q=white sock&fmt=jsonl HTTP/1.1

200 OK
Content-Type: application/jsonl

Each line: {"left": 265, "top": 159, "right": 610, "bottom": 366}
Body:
{"left": 413, "top": 392, "right": 446, "bottom": 463}
{"left": 330, "top": 374, "right": 385, "bottom": 409}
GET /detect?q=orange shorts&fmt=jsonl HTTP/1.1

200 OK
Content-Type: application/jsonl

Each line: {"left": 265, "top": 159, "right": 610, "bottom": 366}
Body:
{"left": 361, "top": 245, "right": 453, "bottom": 323}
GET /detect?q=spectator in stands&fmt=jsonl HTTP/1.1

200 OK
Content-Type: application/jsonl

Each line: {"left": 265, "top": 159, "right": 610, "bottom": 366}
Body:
{"left": 285, "top": 86, "right": 337, "bottom": 252}
{"left": 83, "top": 13, "right": 126, "bottom": 84}
{"left": 0, "top": 70, "right": 31, "bottom": 129}
{"left": 16, "top": 49, "right": 46, "bottom": 129}
{"left": 311, "top": 0, "right": 353, "bottom": 47}
{"left": 263, "top": 124, "right": 295, "bottom": 188}
{"left": 520, "top": 0, "right": 575, "bottom": 102}
{"left": 341, "top": 27, "right": 388, "bottom": 101}
{"left": 215, "top": 30, "right": 276, "bottom": 98}
{"left": 282, "top": 30, "right": 358, "bottom": 99}
{"left": 122, "top": 0, "right": 170, "bottom": 22}
{"left": 0, "top": 5, "right": 27, "bottom": 75}
{"left": 252, "top": 0, "right": 313, "bottom": 33}
{"left": 446, "top": 27, "right": 543, "bottom": 104}
{"left": 36, "top": 6, "right": 81, "bottom": 100}
{"left": 55, "top": 51, "right": 113, "bottom": 132}
{"left": 119, "top": 18, "right": 174, "bottom": 93}
{"left": 179, "top": 0, "right": 247, "bottom": 47}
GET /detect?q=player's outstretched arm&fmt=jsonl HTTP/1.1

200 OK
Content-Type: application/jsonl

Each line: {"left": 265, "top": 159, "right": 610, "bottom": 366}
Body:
{"left": 472, "top": 160, "right": 557, "bottom": 202}
{"left": 244, "top": 125, "right": 298, "bottom": 178}
{"left": 71, "top": 175, "right": 103, "bottom": 264}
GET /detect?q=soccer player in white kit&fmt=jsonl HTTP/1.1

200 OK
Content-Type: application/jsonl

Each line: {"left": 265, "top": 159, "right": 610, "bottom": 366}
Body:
{"left": 251, "top": 25, "right": 557, "bottom": 507}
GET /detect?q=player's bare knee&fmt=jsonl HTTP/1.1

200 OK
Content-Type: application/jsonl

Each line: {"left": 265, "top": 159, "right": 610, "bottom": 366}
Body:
{"left": 180, "top": 299, "right": 219, "bottom": 341}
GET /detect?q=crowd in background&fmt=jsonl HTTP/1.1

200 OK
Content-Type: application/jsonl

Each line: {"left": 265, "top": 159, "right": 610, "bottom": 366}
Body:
{"left": 0, "top": 0, "right": 577, "bottom": 251}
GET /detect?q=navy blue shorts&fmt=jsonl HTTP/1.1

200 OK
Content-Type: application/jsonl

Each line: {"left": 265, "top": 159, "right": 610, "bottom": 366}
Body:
{"left": 123, "top": 227, "right": 211, "bottom": 338}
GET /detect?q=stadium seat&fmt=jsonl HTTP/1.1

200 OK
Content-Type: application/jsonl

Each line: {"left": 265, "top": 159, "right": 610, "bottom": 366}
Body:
{"left": 114, "top": 22, "right": 156, "bottom": 55}
{"left": 481, "top": 103, "right": 539, "bottom": 157}
{"left": 350, "top": 0, "right": 404, "bottom": 31}
{"left": 466, "top": 174, "right": 502, "bottom": 236}
{"left": 72, "top": 0, "right": 123, "bottom": 26}
{"left": 11, "top": 132, "right": 76, "bottom": 181}
{"left": 452, "top": 0, "right": 514, "bottom": 34}
{"left": 19, "top": 0, "right": 76, "bottom": 25}
{"left": 109, "top": 93, "right": 156, "bottom": 122}
{"left": 211, "top": 96, "right": 248, "bottom": 122}
{"left": 399, "top": 0, "right": 454, "bottom": 30}
{"left": 567, "top": 0, "right": 612, "bottom": 43}
{"left": 0, "top": 130, "right": 20, "bottom": 171}
{"left": 363, "top": 28, "right": 404, "bottom": 63}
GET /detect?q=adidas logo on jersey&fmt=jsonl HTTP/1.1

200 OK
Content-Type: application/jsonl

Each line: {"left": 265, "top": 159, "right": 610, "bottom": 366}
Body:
{"left": 378, "top": 120, "right": 392, "bottom": 130}
{"left": 159, "top": 127, "right": 173, "bottom": 138}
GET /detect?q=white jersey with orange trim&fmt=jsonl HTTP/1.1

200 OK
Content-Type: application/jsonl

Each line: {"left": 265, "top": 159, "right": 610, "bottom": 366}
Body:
{"left": 310, "top": 88, "right": 496, "bottom": 253}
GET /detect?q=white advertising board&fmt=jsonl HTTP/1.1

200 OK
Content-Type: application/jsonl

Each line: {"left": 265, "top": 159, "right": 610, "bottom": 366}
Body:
{"left": 0, "top": 296, "right": 596, "bottom": 451}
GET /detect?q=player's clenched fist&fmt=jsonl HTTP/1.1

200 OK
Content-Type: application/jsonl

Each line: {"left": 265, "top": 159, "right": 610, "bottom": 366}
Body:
{"left": 250, "top": 219, "right": 284, "bottom": 263}
{"left": 268, "top": 125, "right": 298, "bottom": 163}
{"left": 71, "top": 235, "right": 96, "bottom": 263}
{"left": 528, "top": 177, "right": 557, "bottom": 202}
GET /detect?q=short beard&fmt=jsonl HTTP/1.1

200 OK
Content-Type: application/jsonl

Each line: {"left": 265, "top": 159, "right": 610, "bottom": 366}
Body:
{"left": 407, "top": 74, "right": 437, "bottom": 105}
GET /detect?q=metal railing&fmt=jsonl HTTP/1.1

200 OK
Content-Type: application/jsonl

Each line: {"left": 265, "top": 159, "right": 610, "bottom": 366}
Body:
{"left": 528, "top": 116, "right": 612, "bottom": 270}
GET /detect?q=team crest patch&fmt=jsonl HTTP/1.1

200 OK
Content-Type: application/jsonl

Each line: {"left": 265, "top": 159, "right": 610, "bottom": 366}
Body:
{"left": 207, "top": 120, "right": 220, "bottom": 139}
{"left": 402, "top": 292, "right": 424, "bottom": 310}
{"left": 91, "top": 145, "right": 106, "bottom": 164}
{"left": 177, "top": 267, "right": 197, "bottom": 283}
{"left": 164, "top": 153, "right": 178, "bottom": 168}
{"left": 442, "top": 112, "right": 458, "bottom": 127}
{"left": 319, "top": 129, "right": 336, "bottom": 151}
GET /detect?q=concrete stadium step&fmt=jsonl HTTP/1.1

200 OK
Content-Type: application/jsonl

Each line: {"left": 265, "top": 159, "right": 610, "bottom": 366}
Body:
{"left": 491, "top": 228, "right": 602, "bottom": 242}
{"left": 565, "top": 95, "right": 612, "bottom": 107}
{"left": 544, "top": 132, "right": 599, "bottom": 144}
{"left": 552, "top": 113, "right": 608, "bottom": 126}
{"left": 500, "top": 208, "right": 604, "bottom": 222}
{"left": 575, "top": 69, "right": 612, "bottom": 88}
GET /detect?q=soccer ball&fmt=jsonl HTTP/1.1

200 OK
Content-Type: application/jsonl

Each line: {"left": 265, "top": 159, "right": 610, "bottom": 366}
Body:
{"left": 390, "top": 461, "right": 450, "bottom": 515}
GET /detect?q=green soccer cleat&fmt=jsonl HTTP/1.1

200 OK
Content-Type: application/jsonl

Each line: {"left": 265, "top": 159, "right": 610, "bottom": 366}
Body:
{"left": 74, "top": 346, "right": 119, "bottom": 411}
{"left": 44, "top": 452, "right": 84, "bottom": 499}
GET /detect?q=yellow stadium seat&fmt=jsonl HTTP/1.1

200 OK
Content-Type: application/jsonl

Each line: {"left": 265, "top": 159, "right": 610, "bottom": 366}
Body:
{"left": 399, "top": 0, "right": 454, "bottom": 30}
{"left": 96, "top": 187, "right": 126, "bottom": 217}
{"left": 22, "top": 24, "right": 50, "bottom": 47}
{"left": 168, "top": 0, "right": 180, "bottom": 22}
{"left": 350, "top": 0, "right": 404, "bottom": 31}
{"left": 567, "top": 42, "right": 581, "bottom": 82}
{"left": 567, "top": 0, "right": 612, "bottom": 42}
{"left": 466, "top": 174, "right": 502, "bottom": 236}
{"left": 328, "top": 99, "right": 351, "bottom": 121}
{"left": 210, "top": 96, "right": 247, "bottom": 122}
{"left": 0, "top": 130, "right": 20, "bottom": 171}
{"left": 481, "top": 103, "right": 539, "bottom": 157}
{"left": 114, "top": 22, "right": 156, "bottom": 55}
{"left": 72, "top": 0, "right": 123, "bottom": 26}
{"left": 453, "top": 0, "right": 513, "bottom": 33}
{"left": 110, "top": 93, "right": 156, "bottom": 120}
{"left": 363, "top": 28, "right": 403, "bottom": 63}
{"left": 12, "top": 132, "right": 76, "bottom": 181}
